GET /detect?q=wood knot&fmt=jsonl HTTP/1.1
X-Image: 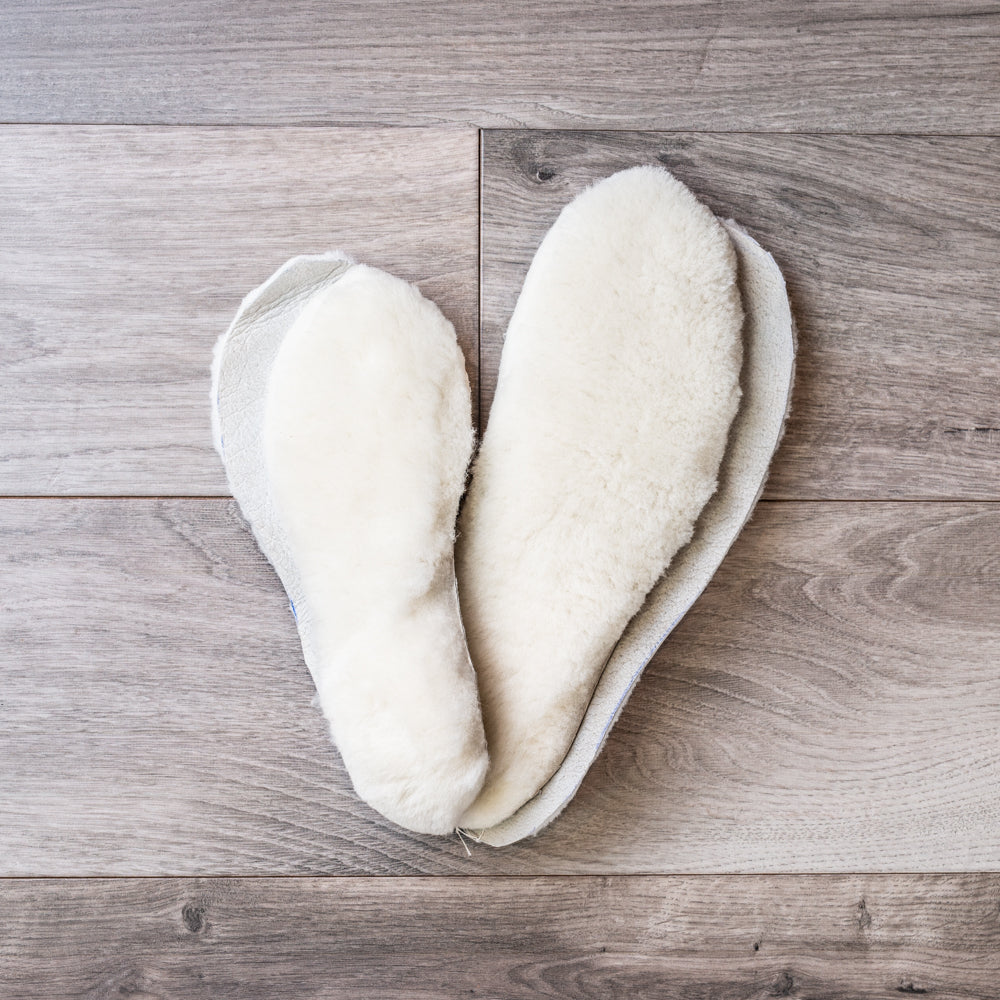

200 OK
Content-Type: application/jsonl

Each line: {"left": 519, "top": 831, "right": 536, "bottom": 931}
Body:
{"left": 771, "top": 970, "right": 795, "bottom": 996}
{"left": 182, "top": 902, "right": 207, "bottom": 934}
{"left": 656, "top": 150, "right": 694, "bottom": 171}
{"left": 856, "top": 898, "right": 873, "bottom": 930}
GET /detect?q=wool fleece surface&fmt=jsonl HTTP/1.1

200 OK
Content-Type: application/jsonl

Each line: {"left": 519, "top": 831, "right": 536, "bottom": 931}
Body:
{"left": 466, "top": 216, "right": 794, "bottom": 846}
{"left": 212, "top": 256, "right": 488, "bottom": 836}
{"left": 456, "top": 166, "right": 792, "bottom": 838}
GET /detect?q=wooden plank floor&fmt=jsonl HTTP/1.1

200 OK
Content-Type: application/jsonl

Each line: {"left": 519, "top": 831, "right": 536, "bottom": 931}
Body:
{"left": 3, "top": 876, "right": 999, "bottom": 999}
{"left": 4, "top": 500, "right": 1000, "bottom": 874}
{"left": 2, "top": 2, "right": 1000, "bottom": 996}
{"left": 0, "top": 127, "right": 479, "bottom": 494}
{"left": 480, "top": 131, "right": 1000, "bottom": 499}
{"left": 2, "top": 2, "right": 998, "bottom": 132}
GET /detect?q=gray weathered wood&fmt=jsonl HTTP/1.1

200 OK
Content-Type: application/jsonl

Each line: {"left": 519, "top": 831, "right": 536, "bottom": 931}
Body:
{"left": 1, "top": 875, "right": 998, "bottom": 998}
{"left": 7, "top": 129, "right": 998, "bottom": 500}
{"left": 481, "top": 131, "right": 1000, "bottom": 499}
{"left": 2, "top": 2, "right": 999, "bottom": 133}
{"left": 0, "top": 126, "right": 478, "bottom": 494}
{"left": 3, "top": 498, "right": 999, "bottom": 874}
{"left": 2, "top": 4, "right": 998, "bottom": 982}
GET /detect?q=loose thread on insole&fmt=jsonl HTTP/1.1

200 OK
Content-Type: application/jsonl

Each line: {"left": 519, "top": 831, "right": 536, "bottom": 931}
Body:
{"left": 455, "top": 827, "right": 473, "bottom": 857}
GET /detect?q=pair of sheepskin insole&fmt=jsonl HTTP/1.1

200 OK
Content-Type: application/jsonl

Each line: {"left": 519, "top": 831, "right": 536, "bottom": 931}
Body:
{"left": 211, "top": 166, "right": 795, "bottom": 843}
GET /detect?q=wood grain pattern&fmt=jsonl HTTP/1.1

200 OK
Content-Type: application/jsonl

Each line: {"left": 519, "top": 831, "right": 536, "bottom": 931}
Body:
{"left": 0, "top": 126, "right": 478, "bottom": 495}
{"left": 3, "top": 498, "right": 998, "bottom": 874}
{"left": 480, "top": 131, "right": 1000, "bottom": 499}
{"left": 7, "top": 128, "right": 998, "bottom": 499}
{"left": 1, "top": 875, "right": 998, "bottom": 998}
{"left": 2, "top": 2, "right": 999, "bottom": 133}
{"left": 2, "top": 4, "right": 998, "bottom": 981}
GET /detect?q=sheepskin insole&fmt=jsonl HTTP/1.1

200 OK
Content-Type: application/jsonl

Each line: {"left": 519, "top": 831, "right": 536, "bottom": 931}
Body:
{"left": 212, "top": 257, "right": 487, "bottom": 835}
{"left": 457, "top": 166, "right": 771, "bottom": 835}
{"left": 466, "top": 217, "right": 795, "bottom": 846}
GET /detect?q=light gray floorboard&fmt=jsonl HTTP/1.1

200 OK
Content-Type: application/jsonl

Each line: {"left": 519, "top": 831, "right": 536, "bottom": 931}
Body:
{"left": 7, "top": 129, "right": 998, "bottom": 500}
{"left": 2, "top": 2, "right": 998, "bottom": 133}
{"left": 3, "top": 499, "right": 998, "bottom": 874}
{"left": 0, "top": 126, "right": 478, "bottom": 494}
{"left": 481, "top": 131, "right": 1000, "bottom": 499}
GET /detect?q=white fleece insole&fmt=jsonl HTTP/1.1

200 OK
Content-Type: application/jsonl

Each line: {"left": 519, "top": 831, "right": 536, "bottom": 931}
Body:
{"left": 214, "top": 260, "right": 487, "bottom": 835}
{"left": 456, "top": 166, "right": 745, "bottom": 831}
{"left": 468, "top": 219, "right": 795, "bottom": 845}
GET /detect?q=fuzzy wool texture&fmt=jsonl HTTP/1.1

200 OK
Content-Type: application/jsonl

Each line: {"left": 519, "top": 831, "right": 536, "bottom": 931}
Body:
{"left": 456, "top": 166, "right": 744, "bottom": 830}
{"left": 261, "top": 266, "right": 488, "bottom": 835}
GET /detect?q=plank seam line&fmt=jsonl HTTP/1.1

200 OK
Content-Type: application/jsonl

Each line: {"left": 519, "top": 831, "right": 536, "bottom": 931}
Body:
{"left": 0, "top": 123, "right": 999, "bottom": 139}
{"left": 1, "top": 496, "right": 999, "bottom": 504}
{"left": 477, "top": 126, "right": 484, "bottom": 432}
{"left": 1, "top": 871, "right": 998, "bottom": 881}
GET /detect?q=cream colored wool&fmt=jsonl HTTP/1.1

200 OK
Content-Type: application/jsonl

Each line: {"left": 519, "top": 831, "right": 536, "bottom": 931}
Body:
{"left": 214, "top": 260, "right": 488, "bottom": 836}
{"left": 470, "top": 220, "right": 796, "bottom": 845}
{"left": 457, "top": 166, "right": 744, "bottom": 830}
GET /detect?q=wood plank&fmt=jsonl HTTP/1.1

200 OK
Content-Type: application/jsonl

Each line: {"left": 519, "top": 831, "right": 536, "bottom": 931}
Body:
{"left": 0, "top": 126, "right": 478, "bottom": 495}
{"left": 1, "top": 875, "right": 998, "bottom": 998}
{"left": 480, "top": 131, "right": 1000, "bottom": 500}
{"left": 2, "top": 2, "right": 999, "bottom": 133}
{"left": 3, "top": 498, "right": 999, "bottom": 874}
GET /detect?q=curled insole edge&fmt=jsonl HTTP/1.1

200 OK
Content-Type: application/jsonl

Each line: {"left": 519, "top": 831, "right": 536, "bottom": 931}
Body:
{"left": 212, "top": 204, "right": 794, "bottom": 846}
